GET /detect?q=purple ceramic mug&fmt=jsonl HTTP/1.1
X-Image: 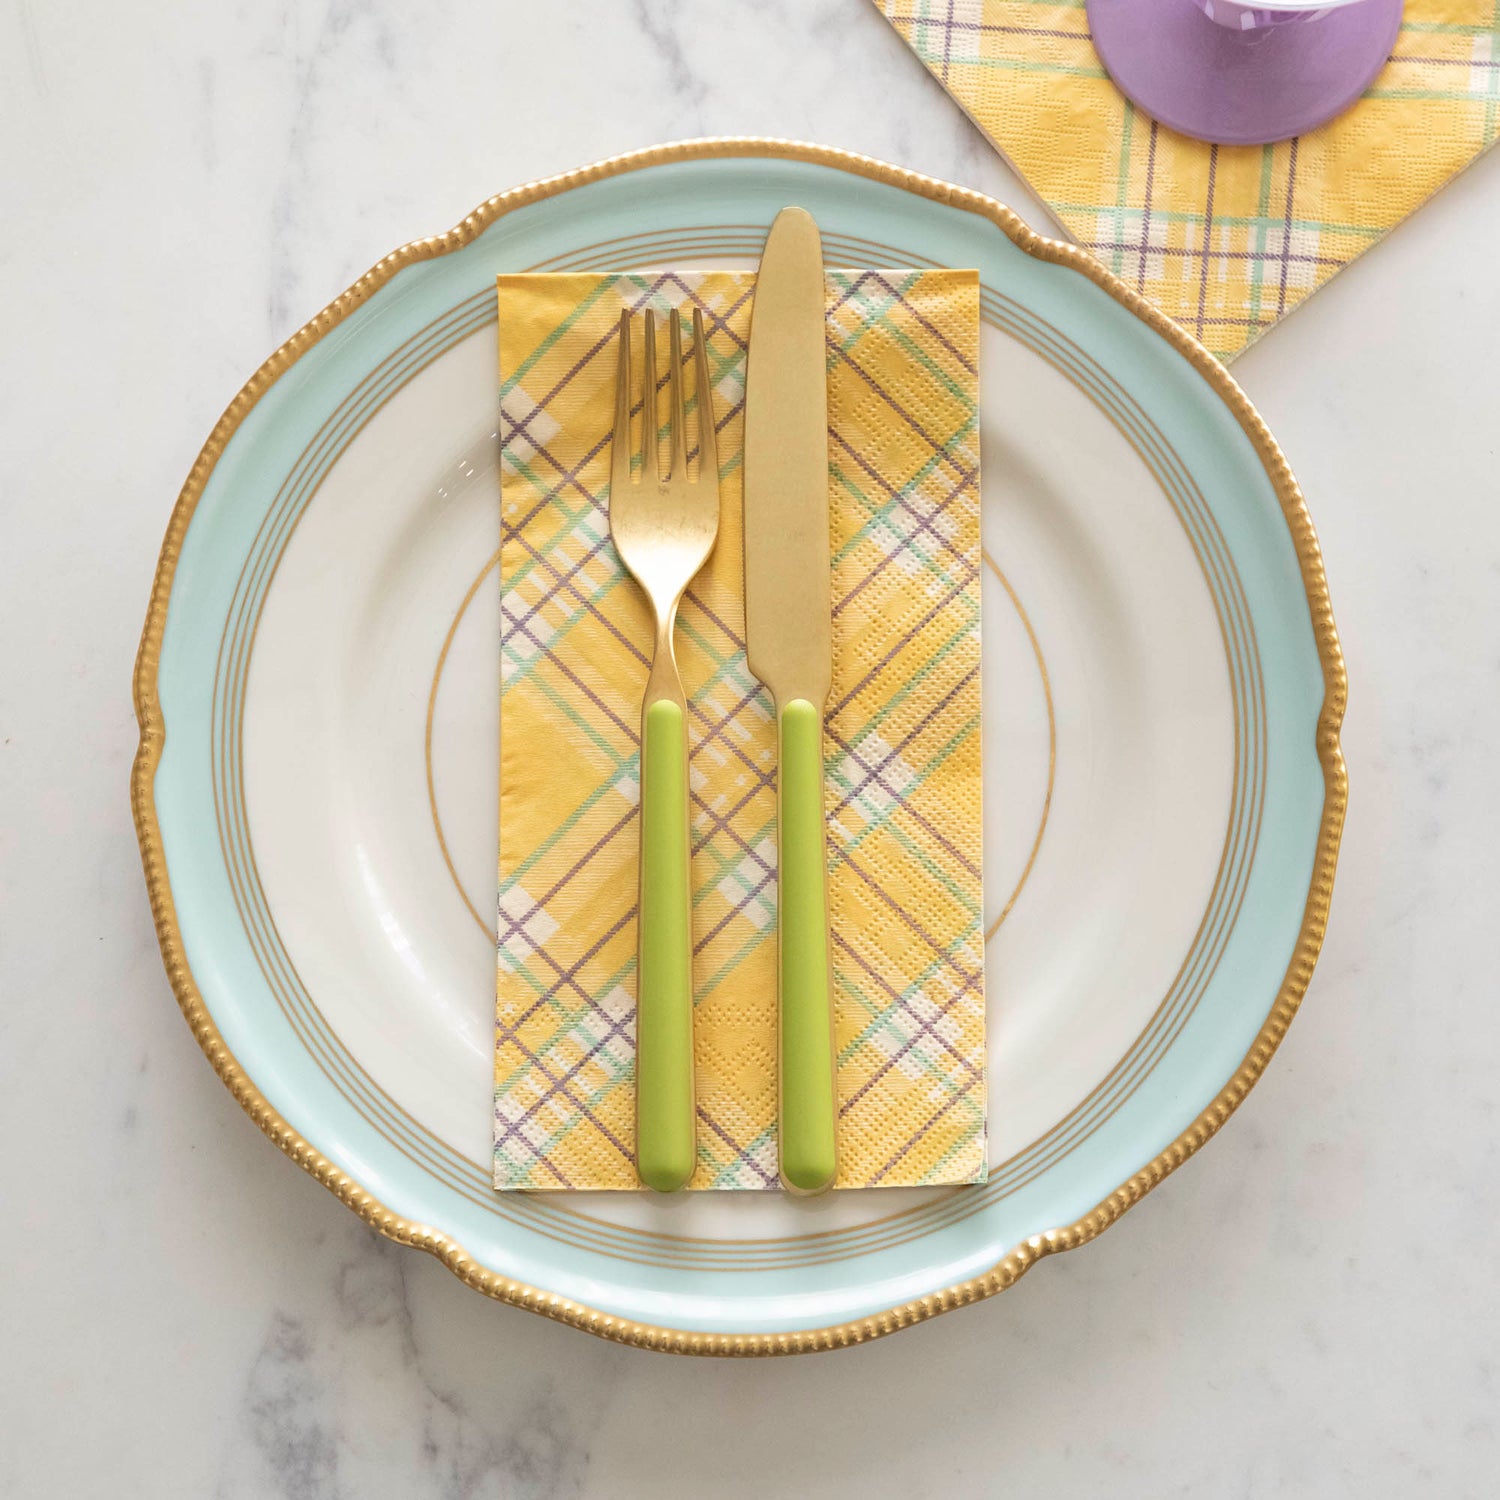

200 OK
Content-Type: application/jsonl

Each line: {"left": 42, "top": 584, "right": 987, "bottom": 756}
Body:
{"left": 1088, "top": 0, "right": 1404, "bottom": 146}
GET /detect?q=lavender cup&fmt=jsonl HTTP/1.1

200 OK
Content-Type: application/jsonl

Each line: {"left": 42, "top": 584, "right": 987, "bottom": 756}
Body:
{"left": 1089, "top": 0, "right": 1404, "bottom": 145}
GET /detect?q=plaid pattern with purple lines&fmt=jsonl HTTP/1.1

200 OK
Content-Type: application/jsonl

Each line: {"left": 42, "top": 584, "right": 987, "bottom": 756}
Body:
{"left": 494, "top": 269, "right": 986, "bottom": 1190}
{"left": 878, "top": 0, "right": 1500, "bottom": 359}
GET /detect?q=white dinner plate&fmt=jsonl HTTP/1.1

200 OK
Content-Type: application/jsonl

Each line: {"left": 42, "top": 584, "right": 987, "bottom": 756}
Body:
{"left": 133, "top": 140, "right": 1346, "bottom": 1353}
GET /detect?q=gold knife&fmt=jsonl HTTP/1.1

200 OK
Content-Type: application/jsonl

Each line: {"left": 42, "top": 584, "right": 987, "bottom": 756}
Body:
{"left": 744, "top": 207, "right": 837, "bottom": 1194}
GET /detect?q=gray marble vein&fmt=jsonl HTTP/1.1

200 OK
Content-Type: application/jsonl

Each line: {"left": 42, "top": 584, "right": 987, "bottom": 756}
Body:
{"left": 2, "top": 0, "right": 1499, "bottom": 1496}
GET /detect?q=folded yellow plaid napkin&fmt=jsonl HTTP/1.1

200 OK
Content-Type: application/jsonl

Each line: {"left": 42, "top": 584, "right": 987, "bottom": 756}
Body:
{"left": 878, "top": 0, "right": 1500, "bottom": 359}
{"left": 493, "top": 270, "right": 985, "bottom": 1190}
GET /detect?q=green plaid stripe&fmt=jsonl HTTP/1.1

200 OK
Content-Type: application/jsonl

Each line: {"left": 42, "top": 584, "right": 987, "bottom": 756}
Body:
{"left": 878, "top": 0, "right": 1500, "bottom": 358}
{"left": 495, "top": 268, "right": 986, "bottom": 1189}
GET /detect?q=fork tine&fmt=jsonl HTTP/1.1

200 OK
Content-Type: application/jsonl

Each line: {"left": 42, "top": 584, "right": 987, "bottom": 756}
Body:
{"left": 612, "top": 310, "right": 633, "bottom": 497}
{"left": 692, "top": 305, "right": 717, "bottom": 488}
{"left": 669, "top": 310, "right": 686, "bottom": 481}
{"left": 643, "top": 309, "right": 659, "bottom": 481}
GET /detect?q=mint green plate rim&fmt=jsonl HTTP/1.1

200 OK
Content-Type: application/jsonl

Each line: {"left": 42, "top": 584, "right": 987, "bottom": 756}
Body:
{"left": 131, "top": 139, "right": 1347, "bottom": 1356}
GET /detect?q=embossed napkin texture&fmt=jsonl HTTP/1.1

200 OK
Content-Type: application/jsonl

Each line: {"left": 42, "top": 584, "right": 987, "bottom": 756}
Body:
{"left": 494, "top": 270, "right": 986, "bottom": 1190}
{"left": 878, "top": 0, "right": 1500, "bottom": 359}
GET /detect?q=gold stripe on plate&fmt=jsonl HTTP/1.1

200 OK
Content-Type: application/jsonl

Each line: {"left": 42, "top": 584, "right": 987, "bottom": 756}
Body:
{"left": 213, "top": 234, "right": 1264, "bottom": 1270}
{"left": 219, "top": 234, "right": 1262, "bottom": 1264}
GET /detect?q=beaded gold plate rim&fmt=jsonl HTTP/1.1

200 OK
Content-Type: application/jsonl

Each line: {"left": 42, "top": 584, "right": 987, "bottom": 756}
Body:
{"left": 131, "top": 136, "right": 1347, "bottom": 1356}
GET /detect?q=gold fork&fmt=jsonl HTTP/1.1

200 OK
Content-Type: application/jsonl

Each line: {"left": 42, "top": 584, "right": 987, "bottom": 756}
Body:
{"left": 609, "top": 306, "right": 720, "bottom": 1192}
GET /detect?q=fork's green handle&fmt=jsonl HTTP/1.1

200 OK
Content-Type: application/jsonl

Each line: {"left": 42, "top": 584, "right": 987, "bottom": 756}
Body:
{"left": 636, "top": 699, "right": 696, "bottom": 1193}
{"left": 777, "top": 699, "right": 838, "bottom": 1194}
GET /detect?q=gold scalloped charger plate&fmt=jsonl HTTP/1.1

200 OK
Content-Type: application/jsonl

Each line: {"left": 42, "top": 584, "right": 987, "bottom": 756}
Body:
{"left": 132, "top": 140, "right": 1345, "bottom": 1354}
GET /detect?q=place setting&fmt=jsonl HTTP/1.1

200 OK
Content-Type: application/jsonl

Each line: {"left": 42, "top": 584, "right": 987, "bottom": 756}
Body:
{"left": 12, "top": 0, "right": 1500, "bottom": 1490}
{"left": 132, "top": 0, "right": 1500, "bottom": 1366}
{"left": 132, "top": 130, "right": 1356, "bottom": 1352}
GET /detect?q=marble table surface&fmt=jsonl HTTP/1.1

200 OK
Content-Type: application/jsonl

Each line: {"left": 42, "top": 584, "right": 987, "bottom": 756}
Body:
{"left": 3, "top": 2, "right": 1498, "bottom": 1495}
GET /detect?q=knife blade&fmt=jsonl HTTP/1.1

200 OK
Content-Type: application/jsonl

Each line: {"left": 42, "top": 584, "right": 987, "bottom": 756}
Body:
{"left": 744, "top": 206, "right": 837, "bottom": 1195}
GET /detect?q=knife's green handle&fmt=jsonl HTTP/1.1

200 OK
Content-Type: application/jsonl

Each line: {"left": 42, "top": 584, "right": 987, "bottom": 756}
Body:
{"left": 636, "top": 699, "right": 696, "bottom": 1193}
{"left": 777, "top": 699, "right": 838, "bottom": 1194}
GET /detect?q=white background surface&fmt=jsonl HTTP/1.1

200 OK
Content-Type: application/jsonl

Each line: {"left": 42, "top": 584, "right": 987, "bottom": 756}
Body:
{"left": 2, "top": 2, "right": 1497, "bottom": 1495}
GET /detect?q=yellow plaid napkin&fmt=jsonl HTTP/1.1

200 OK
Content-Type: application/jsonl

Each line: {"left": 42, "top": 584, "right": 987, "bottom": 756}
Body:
{"left": 878, "top": 0, "right": 1500, "bottom": 359}
{"left": 493, "top": 270, "right": 985, "bottom": 1190}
